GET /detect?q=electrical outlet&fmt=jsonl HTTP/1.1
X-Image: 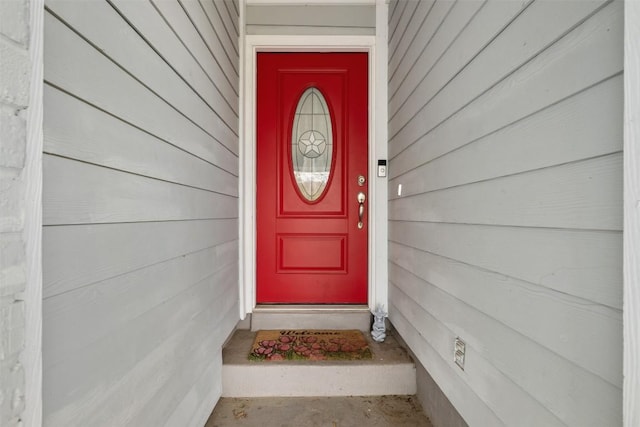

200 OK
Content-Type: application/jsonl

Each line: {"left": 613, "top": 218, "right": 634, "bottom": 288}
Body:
{"left": 454, "top": 337, "right": 465, "bottom": 370}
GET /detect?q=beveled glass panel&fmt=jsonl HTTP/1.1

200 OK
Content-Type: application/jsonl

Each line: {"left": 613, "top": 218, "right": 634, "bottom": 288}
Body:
{"left": 292, "top": 88, "right": 333, "bottom": 201}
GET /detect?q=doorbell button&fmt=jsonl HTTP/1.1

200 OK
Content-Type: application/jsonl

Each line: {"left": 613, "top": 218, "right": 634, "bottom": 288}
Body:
{"left": 377, "top": 159, "right": 387, "bottom": 177}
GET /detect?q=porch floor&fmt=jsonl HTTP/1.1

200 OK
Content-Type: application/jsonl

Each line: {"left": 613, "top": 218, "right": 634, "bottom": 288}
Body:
{"left": 221, "top": 329, "right": 417, "bottom": 397}
{"left": 210, "top": 328, "right": 432, "bottom": 425}
{"left": 205, "top": 395, "right": 434, "bottom": 426}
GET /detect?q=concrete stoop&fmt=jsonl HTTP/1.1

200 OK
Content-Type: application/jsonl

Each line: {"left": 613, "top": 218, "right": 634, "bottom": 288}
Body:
{"left": 221, "top": 329, "right": 417, "bottom": 398}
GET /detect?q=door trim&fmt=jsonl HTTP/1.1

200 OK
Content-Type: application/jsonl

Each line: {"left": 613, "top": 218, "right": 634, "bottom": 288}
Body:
{"left": 240, "top": 30, "right": 388, "bottom": 317}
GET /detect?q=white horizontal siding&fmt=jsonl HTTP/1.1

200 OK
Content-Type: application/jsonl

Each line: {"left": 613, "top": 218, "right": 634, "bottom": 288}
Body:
{"left": 42, "top": 0, "right": 240, "bottom": 425}
{"left": 44, "top": 85, "right": 237, "bottom": 196}
{"left": 246, "top": 4, "right": 375, "bottom": 35}
{"left": 43, "top": 155, "right": 237, "bottom": 225}
{"left": 44, "top": 241, "right": 237, "bottom": 368}
{"left": 44, "top": 13, "right": 237, "bottom": 168}
{"left": 388, "top": 0, "right": 623, "bottom": 426}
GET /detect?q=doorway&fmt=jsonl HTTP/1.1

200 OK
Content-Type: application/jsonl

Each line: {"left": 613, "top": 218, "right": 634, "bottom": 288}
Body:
{"left": 240, "top": 35, "right": 387, "bottom": 316}
{"left": 256, "top": 52, "right": 369, "bottom": 303}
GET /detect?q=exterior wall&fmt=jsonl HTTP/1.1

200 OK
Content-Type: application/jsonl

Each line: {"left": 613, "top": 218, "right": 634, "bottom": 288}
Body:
{"left": 42, "top": 0, "right": 239, "bottom": 426}
{"left": 246, "top": 4, "right": 375, "bottom": 35}
{"left": 415, "top": 355, "right": 467, "bottom": 427}
{"left": 387, "top": 1, "right": 623, "bottom": 426}
{"left": 0, "top": 0, "right": 43, "bottom": 425}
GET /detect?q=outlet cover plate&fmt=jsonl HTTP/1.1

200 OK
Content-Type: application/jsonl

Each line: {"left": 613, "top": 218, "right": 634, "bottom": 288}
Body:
{"left": 454, "top": 337, "right": 465, "bottom": 370}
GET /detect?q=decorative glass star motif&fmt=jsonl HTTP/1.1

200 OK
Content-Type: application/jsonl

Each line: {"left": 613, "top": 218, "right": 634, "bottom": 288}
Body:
{"left": 298, "top": 130, "right": 327, "bottom": 159}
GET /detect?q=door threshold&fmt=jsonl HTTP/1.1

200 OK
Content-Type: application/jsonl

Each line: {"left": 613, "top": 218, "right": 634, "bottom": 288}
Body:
{"left": 253, "top": 304, "right": 370, "bottom": 313}
{"left": 250, "top": 305, "right": 371, "bottom": 332}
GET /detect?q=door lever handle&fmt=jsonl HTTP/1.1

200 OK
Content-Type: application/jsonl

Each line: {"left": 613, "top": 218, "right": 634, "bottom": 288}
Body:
{"left": 357, "top": 192, "right": 366, "bottom": 229}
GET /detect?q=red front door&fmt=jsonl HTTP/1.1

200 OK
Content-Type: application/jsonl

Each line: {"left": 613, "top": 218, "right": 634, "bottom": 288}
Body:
{"left": 256, "top": 52, "right": 368, "bottom": 304}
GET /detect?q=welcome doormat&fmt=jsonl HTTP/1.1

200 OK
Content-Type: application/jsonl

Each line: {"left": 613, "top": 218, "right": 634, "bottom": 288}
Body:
{"left": 249, "top": 329, "right": 372, "bottom": 361}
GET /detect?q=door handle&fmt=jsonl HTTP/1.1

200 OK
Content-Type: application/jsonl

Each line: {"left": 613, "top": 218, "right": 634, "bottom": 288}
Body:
{"left": 357, "top": 192, "right": 366, "bottom": 229}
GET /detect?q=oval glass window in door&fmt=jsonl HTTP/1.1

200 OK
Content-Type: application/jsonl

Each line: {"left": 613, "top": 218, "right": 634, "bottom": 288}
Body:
{"left": 292, "top": 88, "right": 333, "bottom": 202}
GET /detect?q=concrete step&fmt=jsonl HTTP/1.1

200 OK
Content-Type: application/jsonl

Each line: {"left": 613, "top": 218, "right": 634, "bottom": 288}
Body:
{"left": 221, "top": 329, "right": 417, "bottom": 398}
{"left": 250, "top": 305, "right": 372, "bottom": 332}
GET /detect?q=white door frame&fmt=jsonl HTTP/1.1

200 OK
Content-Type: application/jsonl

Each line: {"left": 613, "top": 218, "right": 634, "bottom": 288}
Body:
{"left": 239, "top": 32, "right": 388, "bottom": 317}
{"left": 624, "top": 1, "right": 640, "bottom": 425}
